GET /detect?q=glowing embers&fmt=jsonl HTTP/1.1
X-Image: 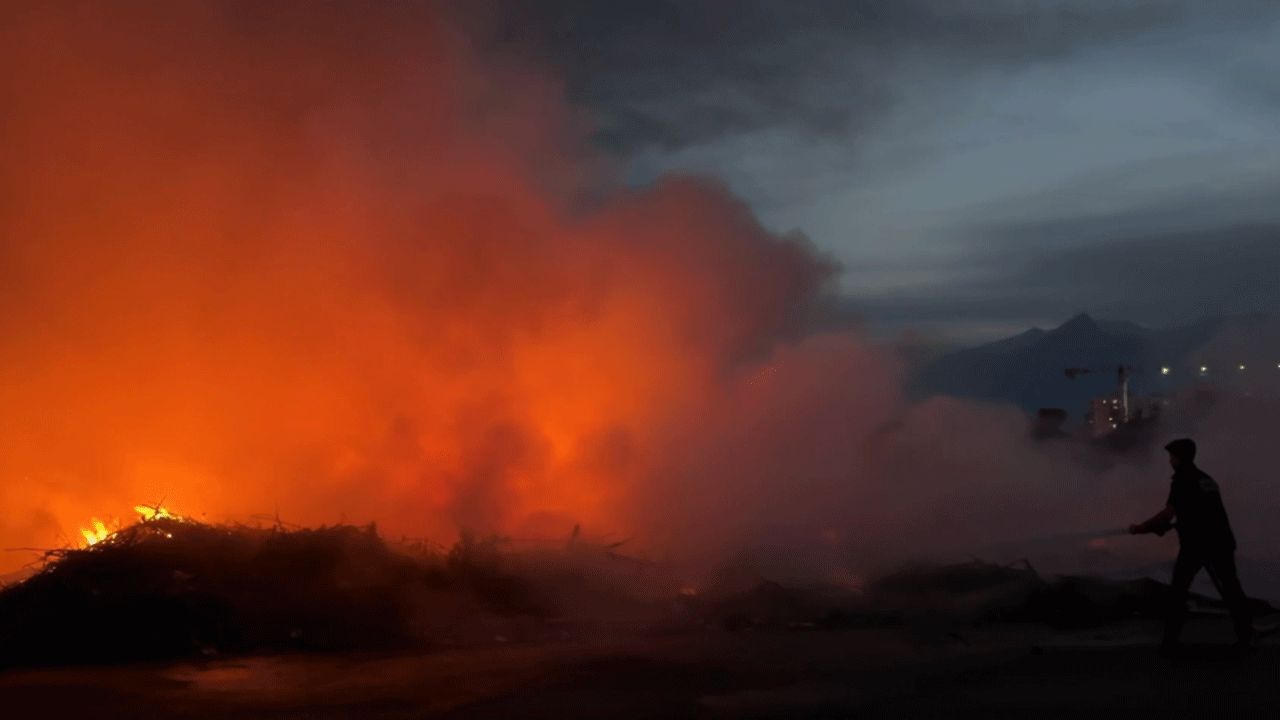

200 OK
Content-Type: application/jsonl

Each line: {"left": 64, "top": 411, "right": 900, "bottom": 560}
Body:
{"left": 77, "top": 505, "right": 184, "bottom": 547}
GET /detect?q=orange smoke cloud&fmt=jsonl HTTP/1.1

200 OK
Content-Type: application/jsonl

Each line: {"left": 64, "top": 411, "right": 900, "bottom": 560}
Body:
{"left": 0, "top": 2, "right": 855, "bottom": 568}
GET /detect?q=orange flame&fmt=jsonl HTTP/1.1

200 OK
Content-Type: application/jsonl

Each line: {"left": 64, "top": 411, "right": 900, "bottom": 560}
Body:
{"left": 79, "top": 518, "right": 115, "bottom": 547}
{"left": 134, "top": 505, "right": 181, "bottom": 522}
{"left": 77, "top": 505, "right": 183, "bottom": 547}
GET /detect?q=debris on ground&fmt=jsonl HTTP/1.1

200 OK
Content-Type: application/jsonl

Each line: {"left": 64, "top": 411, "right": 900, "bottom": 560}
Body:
{"left": 692, "top": 560, "right": 1277, "bottom": 633}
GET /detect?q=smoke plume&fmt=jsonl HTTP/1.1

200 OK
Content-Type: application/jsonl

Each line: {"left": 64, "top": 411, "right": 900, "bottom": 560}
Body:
{"left": 0, "top": 1, "right": 843, "bottom": 563}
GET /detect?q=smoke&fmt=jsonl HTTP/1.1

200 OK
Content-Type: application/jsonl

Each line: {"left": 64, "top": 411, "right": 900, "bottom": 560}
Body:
{"left": 0, "top": 1, "right": 842, "bottom": 565}
{"left": 0, "top": 2, "right": 1272, "bottom": 591}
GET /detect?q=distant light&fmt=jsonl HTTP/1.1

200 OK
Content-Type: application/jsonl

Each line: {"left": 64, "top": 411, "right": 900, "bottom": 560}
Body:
{"left": 1200, "top": 366, "right": 1209, "bottom": 374}
{"left": 1239, "top": 364, "right": 1247, "bottom": 371}
{"left": 1160, "top": 366, "right": 1170, "bottom": 376}
{"left": 1111, "top": 423, "right": 1118, "bottom": 429}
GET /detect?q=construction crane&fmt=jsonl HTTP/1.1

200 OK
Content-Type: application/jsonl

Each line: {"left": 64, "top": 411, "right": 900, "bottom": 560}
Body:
{"left": 1064, "top": 364, "right": 1136, "bottom": 423}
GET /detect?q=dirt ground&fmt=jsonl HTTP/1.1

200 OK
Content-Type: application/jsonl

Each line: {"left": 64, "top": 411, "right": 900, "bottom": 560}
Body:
{"left": 1, "top": 618, "right": 1275, "bottom": 719}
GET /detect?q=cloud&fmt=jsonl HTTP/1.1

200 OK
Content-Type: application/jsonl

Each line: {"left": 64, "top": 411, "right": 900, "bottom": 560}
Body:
{"left": 485, "top": 0, "right": 1253, "bottom": 155}
{"left": 468, "top": 1, "right": 1280, "bottom": 340}
{"left": 851, "top": 218, "right": 1280, "bottom": 337}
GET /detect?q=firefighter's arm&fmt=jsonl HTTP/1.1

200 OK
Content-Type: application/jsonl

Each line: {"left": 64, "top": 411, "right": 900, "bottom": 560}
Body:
{"left": 1130, "top": 505, "right": 1175, "bottom": 535}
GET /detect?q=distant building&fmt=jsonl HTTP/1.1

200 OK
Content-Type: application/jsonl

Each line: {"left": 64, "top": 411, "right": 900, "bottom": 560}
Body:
{"left": 1087, "top": 393, "right": 1167, "bottom": 438}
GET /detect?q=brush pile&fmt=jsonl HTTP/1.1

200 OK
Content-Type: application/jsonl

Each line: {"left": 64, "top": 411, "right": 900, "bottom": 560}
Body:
{"left": 0, "top": 517, "right": 558, "bottom": 668}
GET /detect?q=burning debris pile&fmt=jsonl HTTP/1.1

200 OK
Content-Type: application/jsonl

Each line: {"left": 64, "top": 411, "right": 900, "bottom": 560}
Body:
{"left": 4, "top": 519, "right": 1274, "bottom": 670}
{"left": 5, "top": 503, "right": 1274, "bottom": 671}
{"left": 0, "top": 514, "right": 634, "bottom": 668}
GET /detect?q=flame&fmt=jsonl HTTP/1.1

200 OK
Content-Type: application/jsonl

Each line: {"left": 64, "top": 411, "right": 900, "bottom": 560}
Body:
{"left": 134, "top": 505, "right": 181, "bottom": 522}
{"left": 77, "top": 505, "right": 183, "bottom": 547}
{"left": 79, "top": 518, "right": 115, "bottom": 547}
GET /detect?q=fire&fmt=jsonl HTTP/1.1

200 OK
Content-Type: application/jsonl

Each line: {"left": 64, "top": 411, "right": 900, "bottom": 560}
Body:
{"left": 77, "top": 505, "right": 184, "bottom": 547}
{"left": 79, "top": 518, "right": 114, "bottom": 547}
{"left": 134, "top": 505, "right": 181, "bottom": 522}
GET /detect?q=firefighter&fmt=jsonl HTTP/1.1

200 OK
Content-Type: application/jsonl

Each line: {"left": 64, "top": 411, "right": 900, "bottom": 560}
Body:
{"left": 1130, "top": 438, "right": 1253, "bottom": 651}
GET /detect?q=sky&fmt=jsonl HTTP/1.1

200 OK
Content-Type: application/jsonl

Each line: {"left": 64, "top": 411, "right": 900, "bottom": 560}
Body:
{"left": 498, "top": 0, "right": 1280, "bottom": 342}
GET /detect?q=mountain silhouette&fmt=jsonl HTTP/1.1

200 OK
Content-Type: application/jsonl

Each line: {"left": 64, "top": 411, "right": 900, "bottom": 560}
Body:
{"left": 911, "top": 313, "right": 1245, "bottom": 420}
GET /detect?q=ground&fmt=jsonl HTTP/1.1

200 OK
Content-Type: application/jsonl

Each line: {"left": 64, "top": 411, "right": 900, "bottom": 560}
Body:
{"left": 1, "top": 617, "right": 1274, "bottom": 719}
